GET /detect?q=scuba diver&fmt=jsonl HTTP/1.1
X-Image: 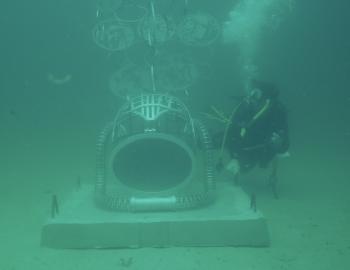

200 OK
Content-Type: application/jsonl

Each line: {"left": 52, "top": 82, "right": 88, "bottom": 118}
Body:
{"left": 220, "top": 79, "right": 290, "bottom": 181}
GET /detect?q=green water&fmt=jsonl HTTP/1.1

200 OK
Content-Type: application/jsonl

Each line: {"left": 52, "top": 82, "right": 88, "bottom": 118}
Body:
{"left": 0, "top": 0, "right": 349, "bottom": 269}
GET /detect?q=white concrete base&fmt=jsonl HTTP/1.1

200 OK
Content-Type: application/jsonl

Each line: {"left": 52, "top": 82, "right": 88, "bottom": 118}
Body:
{"left": 41, "top": 183, "right": 269, "bottom": 249}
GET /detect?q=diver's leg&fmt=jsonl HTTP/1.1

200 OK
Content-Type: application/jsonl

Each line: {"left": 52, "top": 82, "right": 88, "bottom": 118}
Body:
{"left": 268, "top": 157, "right": 279, "bottom": 199}
{"left": 233, "top": 170, "right": 240, "bottom": 186}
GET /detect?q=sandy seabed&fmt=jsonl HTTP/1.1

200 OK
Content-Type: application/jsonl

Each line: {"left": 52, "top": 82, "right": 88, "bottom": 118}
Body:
{"left": 1, "top": 130, "right": 349, "bottom": 270}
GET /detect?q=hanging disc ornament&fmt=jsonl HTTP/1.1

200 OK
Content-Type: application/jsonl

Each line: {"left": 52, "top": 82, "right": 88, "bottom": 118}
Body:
{"left": 139, "top": 15, "right": 176, "bottom": 46}
{"left": 93, "top": 19, "right": 135, "bottom": 51}
{"left": 177, "top": 12, "right": 221, "bottom": 47}
{"left": 153, "top": 52, "right": 199, "bottom": 94}
{"left": 109, "top": 63, "right": 153, "bottom": 98}
{"left": 113, "top": 4, "right": 148, "bottom": 23}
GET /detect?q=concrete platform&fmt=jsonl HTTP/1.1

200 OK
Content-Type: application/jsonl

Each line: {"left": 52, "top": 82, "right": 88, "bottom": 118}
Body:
{"left": 41, "top": 183, "right": 269, "bottom": 249}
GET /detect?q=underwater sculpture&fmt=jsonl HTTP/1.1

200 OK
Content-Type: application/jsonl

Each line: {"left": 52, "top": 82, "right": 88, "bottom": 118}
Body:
{"left": 95, "top": 94, "right": 215, "bottom": 211}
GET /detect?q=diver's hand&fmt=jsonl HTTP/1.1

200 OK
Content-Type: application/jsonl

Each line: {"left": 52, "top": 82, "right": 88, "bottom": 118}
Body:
{"left": 270, "top": 132, "right": 283, "bottom": 149}
{"left": 225, "top": 159, "right": 240, "bottom": 175}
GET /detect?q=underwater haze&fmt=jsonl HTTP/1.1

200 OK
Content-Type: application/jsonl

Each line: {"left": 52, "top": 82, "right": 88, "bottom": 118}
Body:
{"left": 1, "top": 0, "right": 350, "bottom": 269}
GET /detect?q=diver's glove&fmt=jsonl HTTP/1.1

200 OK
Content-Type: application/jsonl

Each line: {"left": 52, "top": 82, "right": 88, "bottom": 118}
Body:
{"left": 225, "top": 159, "right": 240, "bottom": 176}
{"left": 269, "top": 132, "right": 283, "bottom": 150}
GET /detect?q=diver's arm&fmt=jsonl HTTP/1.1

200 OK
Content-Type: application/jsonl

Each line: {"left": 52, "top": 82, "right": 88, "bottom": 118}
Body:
{"left": 271, "top": 105, "right": 289, "bottom": 153}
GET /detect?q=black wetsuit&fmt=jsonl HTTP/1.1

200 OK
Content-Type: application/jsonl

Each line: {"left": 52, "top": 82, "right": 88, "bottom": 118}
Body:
{"left": 227, "top": 98, "right": 289, "bottom": 171}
